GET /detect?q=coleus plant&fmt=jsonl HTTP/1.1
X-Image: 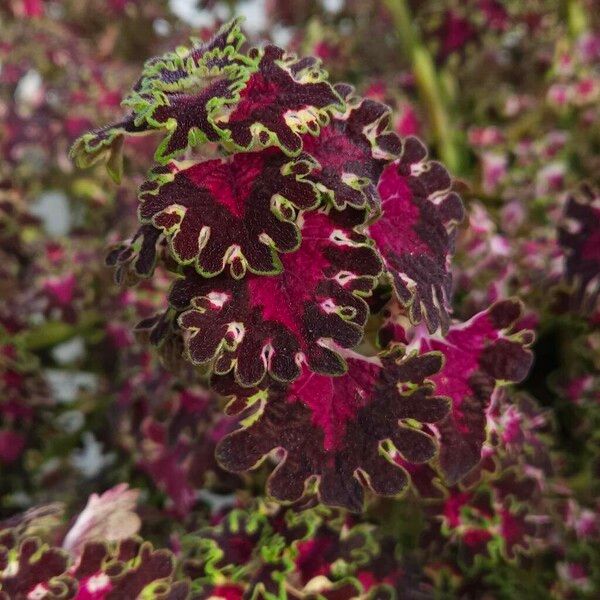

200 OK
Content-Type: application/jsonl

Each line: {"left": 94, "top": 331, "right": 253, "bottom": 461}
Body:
{"left": 72, "top": 18, "right": 533, "bottom": 512}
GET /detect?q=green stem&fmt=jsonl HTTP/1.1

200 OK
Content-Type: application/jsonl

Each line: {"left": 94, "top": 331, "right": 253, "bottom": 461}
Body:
{"left": 384, "top": 0, "right": 461, "bottom": 174}
{"left": 565, "top": 0, "right": 586, "bottom": 38}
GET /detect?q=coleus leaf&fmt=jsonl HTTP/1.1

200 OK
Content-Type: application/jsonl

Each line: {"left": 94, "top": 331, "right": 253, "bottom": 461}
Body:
{"left": 0, "top": 531, "right": 188, "bottom": 600}
{"left": 183, "top": 503, "right": 319, "bottom": 599}
{"left": 213, "top": 45, "right": 345, "bottom": 156}
{"left": 558, "top": 184, "right": 600, "bottom": 313}
{"left": 138, "top": 149, "right": 319, "bottom": 278}
{"left": 433, "top": 482, "right": 549, "bottom": 564}
{"left": 70, "top": 19, "right": 251, "bottom": 179}
{"left": 355, "top": 537, "right": 431, "bottom": 600}
{"left": 295, "top": 522, "right": 377, "bottom": 586}
{"left": 69, "top": 116, "right": 149, "bottom": 183}
{"left": 426, "top": 301, "right": 533, "bottom": 484}
{"left": 172, "top": 207, "right": 382, "bottom": 386}
{"left": 403, "top": 299, "right": 534, "bottom": 484}
{"left": 72, "top": 539, "right": 189, "bottom": 599}
{"left": 185, "top": 508, "right": 267, "bottom": 586}
{"left": 366, "top": 137, "right": 464, "bottom": 334}
{"left": 301, "top": 83, "right": 401, "bottom": 212}
{"left": 105, "top": 224, "right": 164, "bottom": 285}
{"left": 0, "top": 538, "right": 75, "bottom": 600}
{"left": 214, "top": 348, "right": 450, "bottom": 512}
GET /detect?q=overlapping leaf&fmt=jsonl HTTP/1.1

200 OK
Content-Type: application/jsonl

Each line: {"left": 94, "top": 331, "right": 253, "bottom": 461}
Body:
{"left": 183, "top": 504, "right": 315, "bottom": 599}
{"left": 301, "top": 83, "right": 401, "bottom": 212}
{"left": 70, "top": 19, "right": 251, "bottom": 178}
{"left": 138, "top": 149, "right": 319, "bottom": 278}
{"left": 0, "top": 533, "right": 187, "bottom": 600}
{"left": 213, "top": 45, "right": 344, "bottom": 156}
{"left": 425, "top": 304, "right": 533, "bottom": 484}
{"left": 182, "top": 503, "right": 380, "bottom": 599}
{"left": 404, "top": 299, "right": 534, "bottom": 484}
{"left": 170, "top": 207, "right": 381, "bottom": 385}
{"left": 366, "top": 137, "right": 464, "bottom": 334}
{"left": 214, "top": 348, "right": 450, "bottom": 511}
{"left": 105, "top": 224, "right": 164, "bottom": 285}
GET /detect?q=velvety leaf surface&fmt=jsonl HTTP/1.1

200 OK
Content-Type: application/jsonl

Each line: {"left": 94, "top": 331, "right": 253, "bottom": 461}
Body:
{"left": 0, "top": 534, "right": 188, "bottom": 600}
{"left": 105, "top": 224, "right": 164, "bottom": 285}
{"left": 174, "top": 207, "right": 382, "bottom": 385}
{"left": 70, "top": 19, "right": 250, "bottom": 175}
{"left": 214, "top": 45, "right": 344, "bottom": 156}
{"left": 138, "top": 149, "right": 318, "bottom": 278}
{"left": 214, "top": 348, "right": 450, "bottom": 511}
{"left": 0, "top": 538, "right": 74, "bottom": 600}
{"left": 418, "top": 299, "right": 534, "bottom": 484}
{"left": 367, "top": 137, "right": 464, "bottom": 334}
{"left": 301, "top": 84, "right": 401, "bottom": 212}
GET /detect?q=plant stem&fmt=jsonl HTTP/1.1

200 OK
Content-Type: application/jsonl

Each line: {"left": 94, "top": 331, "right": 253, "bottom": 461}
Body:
{"left": 565, "top": 0, "right": 587, "bottom": 38}
{"left": 384, "top": 0, "right": 462, "bottom": 174}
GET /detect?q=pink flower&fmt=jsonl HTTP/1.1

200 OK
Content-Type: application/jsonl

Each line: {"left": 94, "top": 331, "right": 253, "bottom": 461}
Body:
{"left": 573, "top": 78, "right": 599, "bottom": 105}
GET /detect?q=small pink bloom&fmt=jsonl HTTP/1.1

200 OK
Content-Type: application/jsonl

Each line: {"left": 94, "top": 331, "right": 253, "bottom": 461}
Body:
{"left": 573, "top": 78, "right": 599, "bottom": 105}
{"left": 556, "top": 51, "right": 575, "bottom": 76}
{"left": 438, "top": 11, "right": 475, "bottom": 58}
{"left": 65, "top": 117, "right": 92, "bottom": 139}
{"left": 557, "top": 562, "right": 591, "bottom": 591}
{"left": 100, "top": 90, "right": 122, "bottom": 108}
{"left": 313, "top": 41, "right": 338, "bottom": 62}
{"left": 479, "top": 0, "right": 509, "bottom": 30}
{"left": 363, "top": 81, "right": 387, "bottom": 101}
